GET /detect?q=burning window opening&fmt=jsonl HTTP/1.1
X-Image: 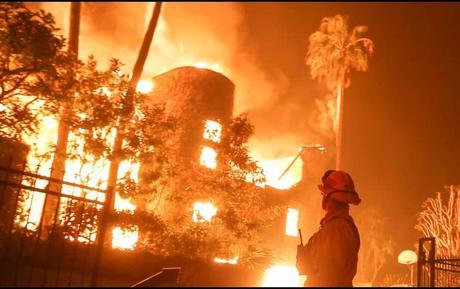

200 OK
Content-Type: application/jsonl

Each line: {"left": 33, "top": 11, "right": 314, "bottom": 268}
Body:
{"left": 192, "top": 201, "right": 217, "bottom": 223}
{"left": 262, "top": 265, "right": 304, "bottom": 287}
{"left": 285, "top": 208, "right": 299, "bottom": 237}
{"left": 203, "top": 119, "right": 222, "bottom": 143}
{"left": 136, "top": 80, "right": 154, "bottom": 94}
{"left": 200, "top": 146, "right": 217, "bottom": 169}
{"left": 112, "top": 226, "right": 139, "bottom": 250}
{"left": 214, "top": 256, "right": 239, "bottom": 265}
{"left": 114, "top": 192, "right": 137, "bottom": 214}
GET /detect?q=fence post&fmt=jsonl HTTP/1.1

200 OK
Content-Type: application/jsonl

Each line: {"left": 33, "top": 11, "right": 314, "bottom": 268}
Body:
{"left": 429, "top": 237, "right": 435, "bottom": 287}
{"left": 90, "top": 186, "right": 113, "bottom": 287}
{"left": 417, "top": 238, "right": 424, "bottom": 287}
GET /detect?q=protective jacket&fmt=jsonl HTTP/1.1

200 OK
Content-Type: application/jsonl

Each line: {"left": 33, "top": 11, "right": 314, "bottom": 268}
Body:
{"left": 296, "top": 209, "right": 360, "bottom": 287}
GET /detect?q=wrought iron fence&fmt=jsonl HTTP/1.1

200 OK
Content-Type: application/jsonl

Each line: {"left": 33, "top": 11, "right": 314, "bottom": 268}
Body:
{"left": 417, "top": 237, "right": 460, "bottom": 287}
{"left": 0, "top": 157, "right": 111, "bottom": 287}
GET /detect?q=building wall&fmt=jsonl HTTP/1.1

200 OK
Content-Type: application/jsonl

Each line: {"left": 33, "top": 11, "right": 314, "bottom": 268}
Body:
{"left": 148, "top": 66, "right": 234, "bottom": 164}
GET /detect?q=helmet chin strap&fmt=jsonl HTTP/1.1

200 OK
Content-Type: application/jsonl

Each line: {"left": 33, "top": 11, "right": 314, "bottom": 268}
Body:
{"left": 321, "top": 190, "right": 359, "bottom": 209}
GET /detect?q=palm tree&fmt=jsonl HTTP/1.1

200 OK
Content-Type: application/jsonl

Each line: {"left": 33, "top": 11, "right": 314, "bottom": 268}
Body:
{"left": 306, "top": 14, "right": 374, "bottom": 170}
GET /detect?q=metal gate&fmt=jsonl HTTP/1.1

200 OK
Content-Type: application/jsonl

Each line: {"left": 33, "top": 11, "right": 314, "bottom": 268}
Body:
{"left": 0, "top": 158, "right": 111, "bottom": 287}
{"left": 417, "top": 237, "right": 460, "bottom": 287}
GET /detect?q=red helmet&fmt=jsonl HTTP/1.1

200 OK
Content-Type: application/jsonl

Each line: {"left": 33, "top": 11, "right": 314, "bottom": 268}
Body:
{"left": 318, "top": 170, "right": 361, "bottom": 208}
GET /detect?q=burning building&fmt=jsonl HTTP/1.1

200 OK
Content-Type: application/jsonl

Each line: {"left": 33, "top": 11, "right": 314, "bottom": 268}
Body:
{"left": 0, "top": 61, "right": 329, "bottom": 286}
{"left": 138, "top": 65, "right": 331, "bottom": 285}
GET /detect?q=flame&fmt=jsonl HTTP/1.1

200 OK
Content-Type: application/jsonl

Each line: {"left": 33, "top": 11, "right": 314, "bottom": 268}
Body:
{"left": 112, "top": 226, "right": 139, "bottom": 250}
{"left": 194, "top": 61, "right": 208, "bottom": 69}
{"left": 285, "top": 208, "right": 299, "bottom": 237}
{"left": 214, "top": 256, "right": 238, "bottom": 265}
{"left": 257, "top": 156, "right": 303, "bottom": 190}
{"left": 136, "top": 80, "right": 154, "bottom": 94}
{"left": 262, "top": 265, "right": 304, "bottom": 287}
{"left": 18, "top": 113, "right": 59, "bottom": 230}
{"left": 200, "top": 146, "right": 217, "bottom": 169}
{"left": 192, "top": 201, "right": 217, "bottom": 223}
{"left": 18, "top": 99, "right": 139, "bottom": 249}
{"left": 203, "top": 120, "right": 222, "bottom": 143}
{"left": 193, "top": 61, "right": 225, "bottom": 74}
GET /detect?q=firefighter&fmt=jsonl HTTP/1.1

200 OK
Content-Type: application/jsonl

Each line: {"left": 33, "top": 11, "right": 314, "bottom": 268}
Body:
{"left": 296, "top": 170, "right": 361, "bottom": 287}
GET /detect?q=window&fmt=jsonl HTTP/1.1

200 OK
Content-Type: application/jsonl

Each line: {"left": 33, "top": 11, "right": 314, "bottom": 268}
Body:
{"left": 203, "top": 120, "right": 222, "bottom": 143}
{"left": 200, "top": 146, "right": 217, "bottom": 169}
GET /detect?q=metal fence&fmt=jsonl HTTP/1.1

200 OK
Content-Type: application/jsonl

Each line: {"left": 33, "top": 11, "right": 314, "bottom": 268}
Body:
{"left": 417, "top": 237, "right": 460, "bottom": 287}
{"left": 0, "top": 158, "right": 111, "bottom": 287}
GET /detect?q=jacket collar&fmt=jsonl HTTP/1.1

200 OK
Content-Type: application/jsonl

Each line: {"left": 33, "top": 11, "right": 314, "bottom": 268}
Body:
{"left": 320, "top": 206, "right": 351, "bottom": 227}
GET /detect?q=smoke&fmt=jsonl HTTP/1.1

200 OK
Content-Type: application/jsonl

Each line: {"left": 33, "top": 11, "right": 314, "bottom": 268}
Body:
{"left": 27, "top": 2, "right": 324, "bottom": 179}
{"left": 308, "top": 92, "right": 337, "bottom": 141}
{"left": 29, "top": 3, "right": 288, "bottom": 112}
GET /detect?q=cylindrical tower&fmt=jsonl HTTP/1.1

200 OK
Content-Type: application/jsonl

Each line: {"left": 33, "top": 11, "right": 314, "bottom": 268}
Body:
{"left": 148, "top": 66, "right": 235, "bottom": 165}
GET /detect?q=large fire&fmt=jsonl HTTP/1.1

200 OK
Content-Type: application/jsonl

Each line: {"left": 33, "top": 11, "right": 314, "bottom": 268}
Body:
{"left": 16, "top": 2, "right": 308, "bottom": 259}
{"left": 19, "top": 86, "right": 144, "bottom": 250}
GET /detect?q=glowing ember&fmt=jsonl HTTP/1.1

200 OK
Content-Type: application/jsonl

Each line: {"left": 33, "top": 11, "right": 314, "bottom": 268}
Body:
{"left": 214, "top": 256, "right": 238, "bottom": 265}
{"left": 192, "top": 201, "right": 217, "bottom": 223}
{"left": 136, "top": 80, "right": 154, "bottom": 94}
{"left": 112, "top": 226, "right": 139, "bottom": 250}
{"left": 200, "top": 146, "right": 217, "bottom": 169}
{"left": 203, "top": 120, "right": 222, "bottom": 143}
{"left": 95, "top": 86, "right": 112, "bottom": 97}
{"left": 262, "top": 265, "right": 303, "bottom": 287}
{"left": 285, "top": 208, "right": 299, "bottom": 237}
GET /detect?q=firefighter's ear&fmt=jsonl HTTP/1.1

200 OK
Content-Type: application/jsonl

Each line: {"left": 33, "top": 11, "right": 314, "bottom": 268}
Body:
{"left": 318, "top": 184, "right": 325, "bottom": 193}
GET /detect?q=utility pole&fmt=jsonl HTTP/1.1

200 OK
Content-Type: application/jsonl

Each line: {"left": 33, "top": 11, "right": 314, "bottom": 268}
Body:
{"left": 278, "top": 144, "right": 326, "bottom": 181}
{"left": 41, "top": 2, "right": 80, "bottom": 240}
{"left": 104, "top": 2, "right": 163, "bottom": 244}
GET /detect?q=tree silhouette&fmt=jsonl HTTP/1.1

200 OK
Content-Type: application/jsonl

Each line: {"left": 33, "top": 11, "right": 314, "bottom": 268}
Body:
{"left": 0, "top": 2, "right": 74, "bottom": 141}
{"left": 416, "top": 185, "right": 460, "bottom": 257}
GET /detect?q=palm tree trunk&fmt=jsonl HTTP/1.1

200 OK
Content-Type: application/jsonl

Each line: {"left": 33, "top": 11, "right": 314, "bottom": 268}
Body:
{"left": 40, "top": 2, "right": 80, "bottom": 240}
{"left": 104, "top": 2, "right": 162, "bottom": 245}
{"left": 335, "top": 77, "right": 345, "bottom": 170}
